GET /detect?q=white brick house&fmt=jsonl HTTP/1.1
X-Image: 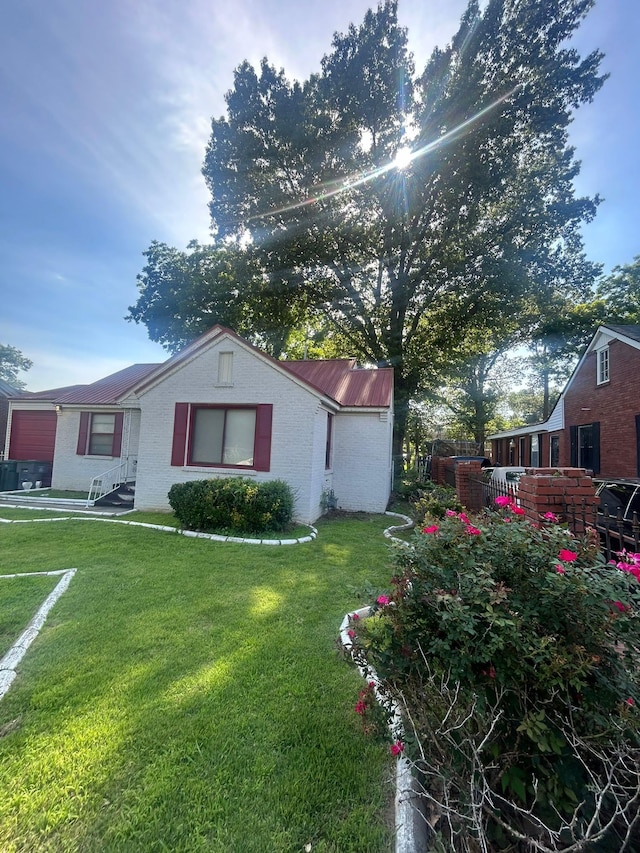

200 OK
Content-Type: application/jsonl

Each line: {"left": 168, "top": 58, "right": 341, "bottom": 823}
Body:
{"left": 4, "top": 327, "right": 394, "bottom": 523}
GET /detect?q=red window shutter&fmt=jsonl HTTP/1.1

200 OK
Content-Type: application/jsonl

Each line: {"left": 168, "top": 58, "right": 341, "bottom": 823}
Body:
{"left": 112, "top": 412, "right": 124, "bottom": 457}
{"left": 171, "top": 403, "right": 189, "bottom": 466}
{"left": 254, "top": 404, "right": 272, "bottom": 471}
{"left": 77, "top": 412, "right": 90, "bottom": 455}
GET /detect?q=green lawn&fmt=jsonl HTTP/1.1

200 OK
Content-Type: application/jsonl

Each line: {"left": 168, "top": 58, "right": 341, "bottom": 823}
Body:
{"left": 0, "top": 512, "right": 396, "bottom": 852}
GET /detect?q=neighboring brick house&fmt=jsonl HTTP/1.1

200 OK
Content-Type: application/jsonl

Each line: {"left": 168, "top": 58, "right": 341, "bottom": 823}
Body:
{"left": 0, "top": 378, "right": 21, "bottom": 458}
{"left": 4, "top": 326, "right": 394, "bottom": 522}
{"left": 489, "top": 324, "right": 640, "bottom": 478}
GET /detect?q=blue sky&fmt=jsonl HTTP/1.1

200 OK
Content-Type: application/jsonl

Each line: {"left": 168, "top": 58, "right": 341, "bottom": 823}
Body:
{"left": 1, "top": 0, "right": 637, "bottom": 391}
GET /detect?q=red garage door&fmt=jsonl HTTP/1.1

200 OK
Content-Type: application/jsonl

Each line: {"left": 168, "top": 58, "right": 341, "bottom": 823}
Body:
{"left": 8, "top": 410, "right": 57, "bottom": 462}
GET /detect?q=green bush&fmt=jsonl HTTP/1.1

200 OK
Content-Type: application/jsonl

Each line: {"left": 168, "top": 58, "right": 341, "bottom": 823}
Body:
{"left": 393, "top": 469, "right": 429, "bottom": 502}
{"left": 411, "top": 481, "right": 462, "bottom": 520}
{"left": 168, "top": 477, "right": 295, "bottom": 534}
{"left": 353, "top": 504, "right": 640, "bottom": 851}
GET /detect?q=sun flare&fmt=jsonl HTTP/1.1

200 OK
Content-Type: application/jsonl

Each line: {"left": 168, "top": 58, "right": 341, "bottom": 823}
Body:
{"left": 394, "top": 145, "right": 413, "bottom": 170}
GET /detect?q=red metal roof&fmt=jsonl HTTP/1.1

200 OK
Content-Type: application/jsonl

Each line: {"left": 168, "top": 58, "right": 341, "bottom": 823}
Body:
{"left": 282, "top": 359, "right": 393, "bottom": 407}
{"left": 57, "top": 364, "right": 161, "bottom": 405}
{"left": 11, "top": 329, "right": 393, "bottom": 410}
{"left": 15, "top": 364, "right": 161, "bottom": 406}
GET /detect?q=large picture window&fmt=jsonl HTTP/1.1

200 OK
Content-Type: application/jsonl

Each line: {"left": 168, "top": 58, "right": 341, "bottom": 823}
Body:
{"left": 191, "top": 407, "right": 256, "bottom": 466}
{"left": 171, "top": 403, "right": 272, "bottom": 471}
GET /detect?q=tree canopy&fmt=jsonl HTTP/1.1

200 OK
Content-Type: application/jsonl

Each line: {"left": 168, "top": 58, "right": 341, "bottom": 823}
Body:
{"left": 597, "top": 255, "right": 640, "bottom": 324}
{"left": 130, "top": 0, "right": 605, "bottom": 456}
{"left": 0, "top": 344, "right": 32, "bottom": 390}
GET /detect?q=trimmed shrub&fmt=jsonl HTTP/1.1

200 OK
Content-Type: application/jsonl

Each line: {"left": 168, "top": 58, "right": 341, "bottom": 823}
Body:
{"left": 168, "top": 477, "right": 294, "bottom": 534}
{"left": 352, "top": 504, "right": 640, "bottom": 851}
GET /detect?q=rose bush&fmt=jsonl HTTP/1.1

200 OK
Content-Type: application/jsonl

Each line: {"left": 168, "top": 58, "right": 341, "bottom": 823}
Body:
{"left": 351, "top": 503, "right": 640, "bottom": 851}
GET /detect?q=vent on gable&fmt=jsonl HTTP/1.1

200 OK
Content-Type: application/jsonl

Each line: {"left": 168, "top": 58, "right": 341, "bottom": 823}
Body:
{"left": 217, "top": 351, "right": 234, "bottom": 386}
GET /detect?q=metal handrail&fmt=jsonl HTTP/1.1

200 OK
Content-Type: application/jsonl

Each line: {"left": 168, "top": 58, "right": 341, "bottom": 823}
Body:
{"left": 86, "top": 460, "right": 130, "bottom": 506}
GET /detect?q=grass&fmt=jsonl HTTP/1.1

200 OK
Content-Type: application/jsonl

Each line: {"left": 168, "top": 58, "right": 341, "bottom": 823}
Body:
{"left": 0, "top": 574, "right": 61, "bottom": 659}
{"left": 10, "top": 490, "right": 90, "bottom": 500}
{"left": 0, "top": 512, "right": 396, "bottom": 852}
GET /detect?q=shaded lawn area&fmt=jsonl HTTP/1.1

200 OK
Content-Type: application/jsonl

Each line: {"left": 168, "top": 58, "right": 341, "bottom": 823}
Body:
{"left": 0, "top": 514, "right": 395, "bottom": 853}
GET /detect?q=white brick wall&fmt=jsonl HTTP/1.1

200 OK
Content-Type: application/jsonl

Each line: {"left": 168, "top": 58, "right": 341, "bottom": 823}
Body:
{"left": 331, "top": 411, "right": 393, "bottom": 513}
{"left": 134, "top": 341, "right": 324, "bottom": 521}
{"left": 50, "top": 408, "right": 140, "bottom": 492}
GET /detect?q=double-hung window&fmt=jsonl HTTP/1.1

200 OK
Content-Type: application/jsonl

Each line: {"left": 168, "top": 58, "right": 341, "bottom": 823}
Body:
{"left": 89, "top": 413, "right": 116, "bottom": 455}
{"left": 76, "top": 411, "right": 123, "bottom": 457}
{"left": 597, "top": 346, "right": 610, "bottom": 384}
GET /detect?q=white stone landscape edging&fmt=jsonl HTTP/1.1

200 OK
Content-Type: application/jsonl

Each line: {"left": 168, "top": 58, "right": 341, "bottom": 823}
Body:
{"left": 340, "top": 602, "right": 426, "bottom": 853}
{"left": 341, "top": 513, "right": 424, "bottom": 853}
{"left": 383, "top": 511, "right": 414, "bottom": 544}
{"left": 0, "top": 506, "right": 317, "bottom": 545}
{"left": 0, "top": 569, "right": 76, "bottom": 701}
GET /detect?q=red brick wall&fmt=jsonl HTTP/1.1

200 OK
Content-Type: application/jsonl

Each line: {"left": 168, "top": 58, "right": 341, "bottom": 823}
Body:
{"left": 562, "top": 339, "right": 640, "bottom": 478}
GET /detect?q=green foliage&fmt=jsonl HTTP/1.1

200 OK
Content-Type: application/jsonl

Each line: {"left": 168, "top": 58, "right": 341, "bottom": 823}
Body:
{"left": 597, "top": 254, "right": 640, "bottom": 324}
{"left": 167, "top": 477, "right": 294, "bottom": 534}
{"left": 0, "top": 343, "right": 32, "bottom": 390}
{"left": 411, "top": 482, "right": 462, "bottom": 520}
{"left": 354, "top": 510, "right": 640, "bottom": 849}
{"left": 393, "top": 470, "right": 428, "bottom": 502}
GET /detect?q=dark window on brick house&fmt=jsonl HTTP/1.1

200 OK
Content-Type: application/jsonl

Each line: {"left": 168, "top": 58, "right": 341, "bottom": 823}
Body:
{"left": 570, "top": 422, "right": 600, "bottom": 473}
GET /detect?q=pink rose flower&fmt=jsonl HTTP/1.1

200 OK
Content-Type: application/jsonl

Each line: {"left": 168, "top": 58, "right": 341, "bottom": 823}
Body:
{"left": 390, "top": 741, "right": 404, "bottom": 756}
{"left": 612, "top": 601, "right": 629, "bottom": 613}
{"left": 556, "top": 564, "right": 566, "bottom": 575}
{"left": 445, "top": 509, "right": 457, "bottom": 517}
{"left": 495, "top": 496, "right": 511, "bottom": 507}
{"left": 351, "top": 612, "right": 360, "bottom": 621}
{"left": 466, "top": 525, "right": 482, "bottom": 536}
{"left": 347, "top": 629, "right": 355, "bottom": 638}
{"left": 625, "top": 697, "right": 635, "bottom": 706}
{"left": 423, "top": 524, "right": 439, "bottom": 534}
{"left": 376, "top": 595, "right": 390, "bottom": 606}
{"left": 355, "top": 700, "right": 366, "bottom": 714}
{"left": 558, "top": 549, "right": 578, "bottom": 562}
{"left": 511, "top": 505, "right": 525, "bottom": 516}
{"left": 543, "top": 511, "right": 558, "bottom": 521}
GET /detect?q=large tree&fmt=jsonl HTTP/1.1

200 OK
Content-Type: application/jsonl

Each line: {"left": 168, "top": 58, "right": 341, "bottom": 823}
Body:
{"left": 128, "top": 0, "right": 605, "bottom": 457}
{"left": 0, "top": 344, "right": 32, "bottom": 390}
{"left": 200, "top": 0, "right": 604, "bottom": 457}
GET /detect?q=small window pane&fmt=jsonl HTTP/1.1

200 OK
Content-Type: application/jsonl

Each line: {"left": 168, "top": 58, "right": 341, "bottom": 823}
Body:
{"left": 92, "top": 414, "right": 115, "bottom": 433}
{"left": 192, "top": 409, "right": 224, "bottom": 464}
{"left": 223, "top": 409, "right": 256, "bottom": 465}
{"left": 89, "top": 434, "right": 114, "bottom": 455}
